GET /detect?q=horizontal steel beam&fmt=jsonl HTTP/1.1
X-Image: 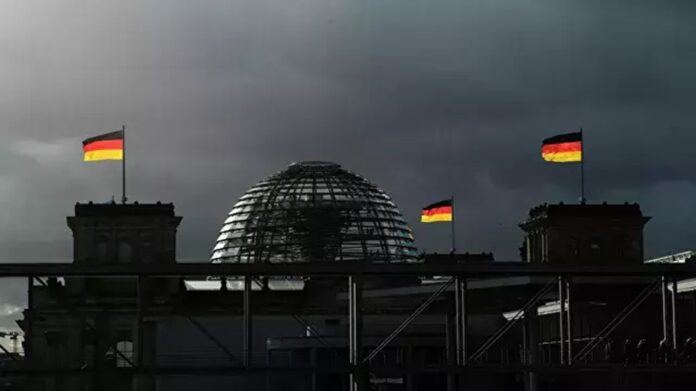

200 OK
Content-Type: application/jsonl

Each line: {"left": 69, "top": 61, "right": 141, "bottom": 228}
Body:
{"left": 3, "top": 364, "right": 696, "bottom": 376}
{"left": 0, "top": 262, "right": 696, "bottom": 277}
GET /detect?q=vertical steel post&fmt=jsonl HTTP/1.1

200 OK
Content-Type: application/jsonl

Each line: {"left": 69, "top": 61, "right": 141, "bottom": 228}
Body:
{"left": 661, "top": 276, "right": 669, "bottom": 344}
{"left": 566, "top": 277, "right": 573, "bottom": 365}
{"left": 580, "top": 128, "right": 585, "bottom": 203}
{"left": 243, "top": 275, "right": 253, "bottom": 367}
{"left": 446, "top": 310, "right": 456, "bottom": 391}
{"left": 26, "top": 277, "right": 34, "bottom": 389}
{"left": 558, "top": 276, "right": 566, "bottom": 365}
{"left": 121, "top": 125, "right": 127, "bottom": 204}
{"left": 137, "top": 276, "right": 145, "bottom": 367}
{"left": 671, "top": 278, "right": 678, "bottom": 356}
{"left": 450, "top": 197, "right": 456, "bottom": 252}
{"left": 136, "top": 276, "right": 146, "bottom": 390}
{"left": 26, "top": 277, "right": 33, "bottom": 359}
{"left": 523, "top": 305, "right": 539, "bottom": 391}
{"left": 310, "top": 347, "right": 318, "bottom": 391}
{"left": 349, "top": 275, "right": 363, "bottom": 391}
{"left": 455, "top": 276, "right": 462, "bottom": 365}
{"left": 455, "top": 276, "right": 468, "bottom": 365}
{"left": 406, "top": 345, "right": 415, "bottom": 391}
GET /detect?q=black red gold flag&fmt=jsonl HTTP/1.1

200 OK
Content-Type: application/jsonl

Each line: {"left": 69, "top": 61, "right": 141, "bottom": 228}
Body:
{"left": 421, "top": 200, "right": 453, "bottom": 223}
{"left": 541, "top": 132, "right": 582, "bottom": 163}
{"left": 82, "top": 130, "right": 124, "bottom": 161}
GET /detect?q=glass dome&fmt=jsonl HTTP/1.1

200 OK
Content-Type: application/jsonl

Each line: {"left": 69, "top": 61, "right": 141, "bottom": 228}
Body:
{"left": 211, "top": 161, "right": 418, "bottom": 263}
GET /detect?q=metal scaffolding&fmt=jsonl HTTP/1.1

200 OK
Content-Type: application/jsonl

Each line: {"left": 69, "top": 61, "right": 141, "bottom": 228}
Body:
{"left": 4, "top": 260, "right": 696, "bottom": 391}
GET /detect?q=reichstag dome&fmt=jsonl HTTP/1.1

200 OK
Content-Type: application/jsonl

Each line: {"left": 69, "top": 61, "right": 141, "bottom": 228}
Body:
{"left": 211, "top": 161, "right": 418, "bottom": 264}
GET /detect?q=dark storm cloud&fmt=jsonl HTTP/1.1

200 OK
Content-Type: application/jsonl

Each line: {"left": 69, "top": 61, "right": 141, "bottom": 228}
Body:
{"left": 0, "top": 0, "right": 696, "bottom": 334}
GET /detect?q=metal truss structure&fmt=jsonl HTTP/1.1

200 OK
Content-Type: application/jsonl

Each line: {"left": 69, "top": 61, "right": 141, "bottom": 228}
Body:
{"left": 211, "top": 161, "right": 418, "bottom": 264}
{"left": 3, "top": 260, "right": 696, "bottom": 391}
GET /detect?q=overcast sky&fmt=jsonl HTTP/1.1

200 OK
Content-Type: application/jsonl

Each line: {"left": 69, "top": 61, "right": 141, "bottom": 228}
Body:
{"left": 1, "top": 0, "right": 695, "bottom": 333}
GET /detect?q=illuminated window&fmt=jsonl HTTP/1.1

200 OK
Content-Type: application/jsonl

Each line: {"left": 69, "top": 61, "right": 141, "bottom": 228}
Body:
{"left": 115, "top": 340, "right": 134, "bottom": 367}
{"left": 590, "top": 237, "right": 601, "bottom": 254}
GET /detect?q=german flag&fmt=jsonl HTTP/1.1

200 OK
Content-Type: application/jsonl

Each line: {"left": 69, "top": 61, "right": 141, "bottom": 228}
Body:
{"left": 83, "top": 131, "right": 124, "bottom": 161}
{"left": 541, "top": 132, "right": 582, "bottom": 163}
{"left": 421, "top": 200, "right": 453, "bottom": 223}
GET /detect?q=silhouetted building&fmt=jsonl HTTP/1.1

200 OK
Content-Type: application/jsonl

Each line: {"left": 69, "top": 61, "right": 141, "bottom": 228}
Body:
{"left": 17, "top": 163, "right": 696, "bottom": 391}
{"left": 68, "top": 202, "right": 181, "bottom": 266}
{"left": 520, "top": 203, "right": 650, "bottom": 265}
{"left": 25, "top": 203, "right": 182, "bottom": 391}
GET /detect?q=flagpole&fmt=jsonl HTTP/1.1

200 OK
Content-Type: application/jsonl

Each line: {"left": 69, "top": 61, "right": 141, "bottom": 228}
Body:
{"left": 580, "top": 128, "right": 585, "bottom": 204}
{"left": 450, "top": 196, "right": 456, "bottom": 253}
{"left": 122, "top": 125, "right": 126, "bottom": 204}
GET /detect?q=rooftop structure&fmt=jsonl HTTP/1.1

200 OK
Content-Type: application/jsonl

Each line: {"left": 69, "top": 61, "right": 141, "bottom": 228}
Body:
{"left": 520, "top": 202, "right": 650, "bottom": 265}
{"left": 67, "top": 201, "right": 182, "bottom": 265}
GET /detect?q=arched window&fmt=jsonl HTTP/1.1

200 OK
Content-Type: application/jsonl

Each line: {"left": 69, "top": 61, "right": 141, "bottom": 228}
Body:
{"left": 115, "top": 340, "right": 134, "bottom": 367}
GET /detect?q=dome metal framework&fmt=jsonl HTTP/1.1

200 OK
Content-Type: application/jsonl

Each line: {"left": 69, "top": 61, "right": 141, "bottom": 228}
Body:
{"left": 211, "top": 161, "right": 418, "bottom": 264}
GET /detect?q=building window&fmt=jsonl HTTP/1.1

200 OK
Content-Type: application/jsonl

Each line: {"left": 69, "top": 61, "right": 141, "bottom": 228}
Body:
{"left": 115, "top": 340, "right": 134, "bottom": 367}
{"left": 118, "top": 239, "right": 133, "bottom": 263}
{"left": 590, "top": 237, "right": 601, "bottom": 257}
{"left": 569, "top": 237, "right": 579, "bottom": 257}
{"left": 96, "top": 236, "right": 108, "bottom": 263}
{"left": 141, "top": 233, "right": 154, "bottom": 263}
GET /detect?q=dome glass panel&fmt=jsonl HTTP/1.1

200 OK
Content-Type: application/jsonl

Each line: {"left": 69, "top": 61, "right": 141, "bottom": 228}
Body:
{"left": 211, "top": 161, "right": 418, "bottom": 263}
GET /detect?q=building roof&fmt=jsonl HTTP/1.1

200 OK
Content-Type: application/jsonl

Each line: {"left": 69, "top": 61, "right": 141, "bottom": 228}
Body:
{"left": 521, "top": 202, "right": 650, "bottom": 229}
{"left": 73, "top": 201, "right": 177, "bottom": 217}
